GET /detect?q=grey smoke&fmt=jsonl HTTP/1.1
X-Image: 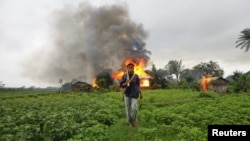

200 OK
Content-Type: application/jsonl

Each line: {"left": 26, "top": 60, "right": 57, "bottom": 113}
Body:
{"left": 22, "top": 2, "right": 151, "bottom": 86}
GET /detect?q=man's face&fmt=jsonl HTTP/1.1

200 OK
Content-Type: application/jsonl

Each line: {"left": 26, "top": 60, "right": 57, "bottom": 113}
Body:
{"left": 127, "top": 65, "right": 134, "bottom": 74}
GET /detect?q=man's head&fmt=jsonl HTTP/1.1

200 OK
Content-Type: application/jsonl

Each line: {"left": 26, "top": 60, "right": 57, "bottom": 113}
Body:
{"left": 126, "top": 63, "right": 135, "bottom": 74}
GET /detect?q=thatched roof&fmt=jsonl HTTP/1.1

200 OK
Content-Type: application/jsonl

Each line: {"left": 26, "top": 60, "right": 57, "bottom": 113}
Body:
{"left": 71, "top": 81, "right": 92, "bottom": 91}
{"left": 211, "top": 77, "right": 229, "bottom": 86}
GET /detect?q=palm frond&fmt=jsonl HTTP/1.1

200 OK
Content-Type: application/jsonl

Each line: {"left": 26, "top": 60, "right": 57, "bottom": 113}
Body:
{"left": 240, "top": 42, "right": 247, "bottom": 49}
{"left": 245, "top": 40, "right": 250, "bottom": 52}
{"left": 235, "top": 28, "right": 250, "bottom": 52}
{"left": 236, "top": 41, "right": 246, "bottom": 48}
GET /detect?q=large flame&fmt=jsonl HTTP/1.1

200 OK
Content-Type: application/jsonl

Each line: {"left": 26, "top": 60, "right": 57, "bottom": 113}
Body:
{"left": 112, "top": 58, "right": 151, "bottom": 87}
{"left": 201, "top": 76, "right": 213, "bottom": 92}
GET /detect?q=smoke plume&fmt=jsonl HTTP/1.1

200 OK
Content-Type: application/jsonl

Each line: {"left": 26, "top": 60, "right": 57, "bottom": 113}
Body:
{"left": 22, "top": 2, "right": 151, "bottom": 86}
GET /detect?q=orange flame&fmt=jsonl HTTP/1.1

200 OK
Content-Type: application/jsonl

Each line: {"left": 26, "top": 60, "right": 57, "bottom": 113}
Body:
{"left": 140, "top": 78, "right": 150, "bottom": 87}
{"left": 112, "top": 58, "right": 151, "bottom": 87}
{"left": 201, "top": 76, "right": 213, "bottom": 92}
{"left": 92, "top": 77, "right": 99, "bottom": 88}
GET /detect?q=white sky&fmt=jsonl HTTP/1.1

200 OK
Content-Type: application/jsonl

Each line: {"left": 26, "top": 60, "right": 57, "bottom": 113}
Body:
{"left": 0, "top": 0, "right": 250, "bottom": 88}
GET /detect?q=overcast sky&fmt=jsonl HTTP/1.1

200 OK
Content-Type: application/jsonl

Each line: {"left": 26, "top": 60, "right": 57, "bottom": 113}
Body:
{"left": 1, "top": 0, "right": 250, "bottom": 88}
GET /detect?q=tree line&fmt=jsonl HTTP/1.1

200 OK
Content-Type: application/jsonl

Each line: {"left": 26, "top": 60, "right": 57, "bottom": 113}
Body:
{"left": 87, "top": 59, "right": 249, "bottom": 93}
{"left": 93, "top": 27, "right": 250, "bottom": 92}
{"left": 2, "top": 28, "right": 249, "bottom": 92}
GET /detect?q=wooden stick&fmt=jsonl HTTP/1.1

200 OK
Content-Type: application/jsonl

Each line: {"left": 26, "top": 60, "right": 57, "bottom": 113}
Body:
{"left": 126, "top": 67, "right": 130, "bottom": 86}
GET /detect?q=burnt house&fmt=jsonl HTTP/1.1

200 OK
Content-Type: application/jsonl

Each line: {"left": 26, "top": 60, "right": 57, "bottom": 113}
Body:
{"left": 211, "top": 77, "right": 229, "bottom": 93}
{"left": 71, "top": 81, "right": 92, "bottom": 92}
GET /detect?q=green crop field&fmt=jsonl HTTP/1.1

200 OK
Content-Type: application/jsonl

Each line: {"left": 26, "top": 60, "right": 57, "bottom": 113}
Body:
{"left": 0, "top": 89, "right": 250, "bottom": 141}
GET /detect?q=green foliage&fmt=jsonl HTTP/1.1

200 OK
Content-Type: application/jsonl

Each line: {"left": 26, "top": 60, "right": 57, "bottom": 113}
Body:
{"left": 61, "top": 82, "right": 72, "bottom": 92}
{"left": 193, "top": 61, "right": 224, "bottom": 77}
{"left": 198, "top": 92, "right": 215, "bottom": 98}
{"left": 231, "top": 71, "right": 250, "bottom": 92}
{"left": 96, "top": 69, "right": 113, "bottom": 90}
{"left": 1, "top": 90, "right": 250, "bottom": 141}
{"left": 176, "top": 80, "right": 190, "bottom": 90}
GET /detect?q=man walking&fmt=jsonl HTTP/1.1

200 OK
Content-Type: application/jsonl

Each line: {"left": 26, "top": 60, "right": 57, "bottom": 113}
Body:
{"left": 120, "top": 63, "right": 142, "bottom": 127}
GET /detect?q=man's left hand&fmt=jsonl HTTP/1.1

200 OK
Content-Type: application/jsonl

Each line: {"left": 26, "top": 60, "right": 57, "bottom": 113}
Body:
{"left": 140, "top": 95, "right": 143, "bottom": 99}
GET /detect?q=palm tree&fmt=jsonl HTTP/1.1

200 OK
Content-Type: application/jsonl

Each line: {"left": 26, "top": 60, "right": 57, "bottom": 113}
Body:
{"left": 58, "top": 78, "right": 63, "bottom": 93}
{"left": 236, "top": 28, "right": 250, "bottom": 52}
{"left": 0, "top": 81, "right": 5, "bottom": 88}
{"left": 146, "top": 64, "right": 172, "bottom": 88}
{"left": 165, "top": 60, "right": 185, "bottom": 83}
{"left": 149, "top": 64, "right": 158, "bottom": 82}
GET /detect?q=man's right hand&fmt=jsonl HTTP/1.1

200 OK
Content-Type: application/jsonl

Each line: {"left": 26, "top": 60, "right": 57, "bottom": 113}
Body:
{"left": 123, "top": 80, "right": 130, "bottom": 86}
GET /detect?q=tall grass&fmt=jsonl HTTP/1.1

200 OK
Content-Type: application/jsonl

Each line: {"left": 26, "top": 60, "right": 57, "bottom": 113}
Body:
{"left": 0, "top": 89, "right": 249, "bottom": 141}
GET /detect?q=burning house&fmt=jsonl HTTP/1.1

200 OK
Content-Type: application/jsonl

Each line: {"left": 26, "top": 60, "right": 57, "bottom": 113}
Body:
{"left": 200, "top": 76, "right": 229, "bottom": 93}
{"left": 140, "top": 76, "right": 153, "bottom": 89}
{"left": 211, "top": 77, "right": 229, "bottom": 93}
